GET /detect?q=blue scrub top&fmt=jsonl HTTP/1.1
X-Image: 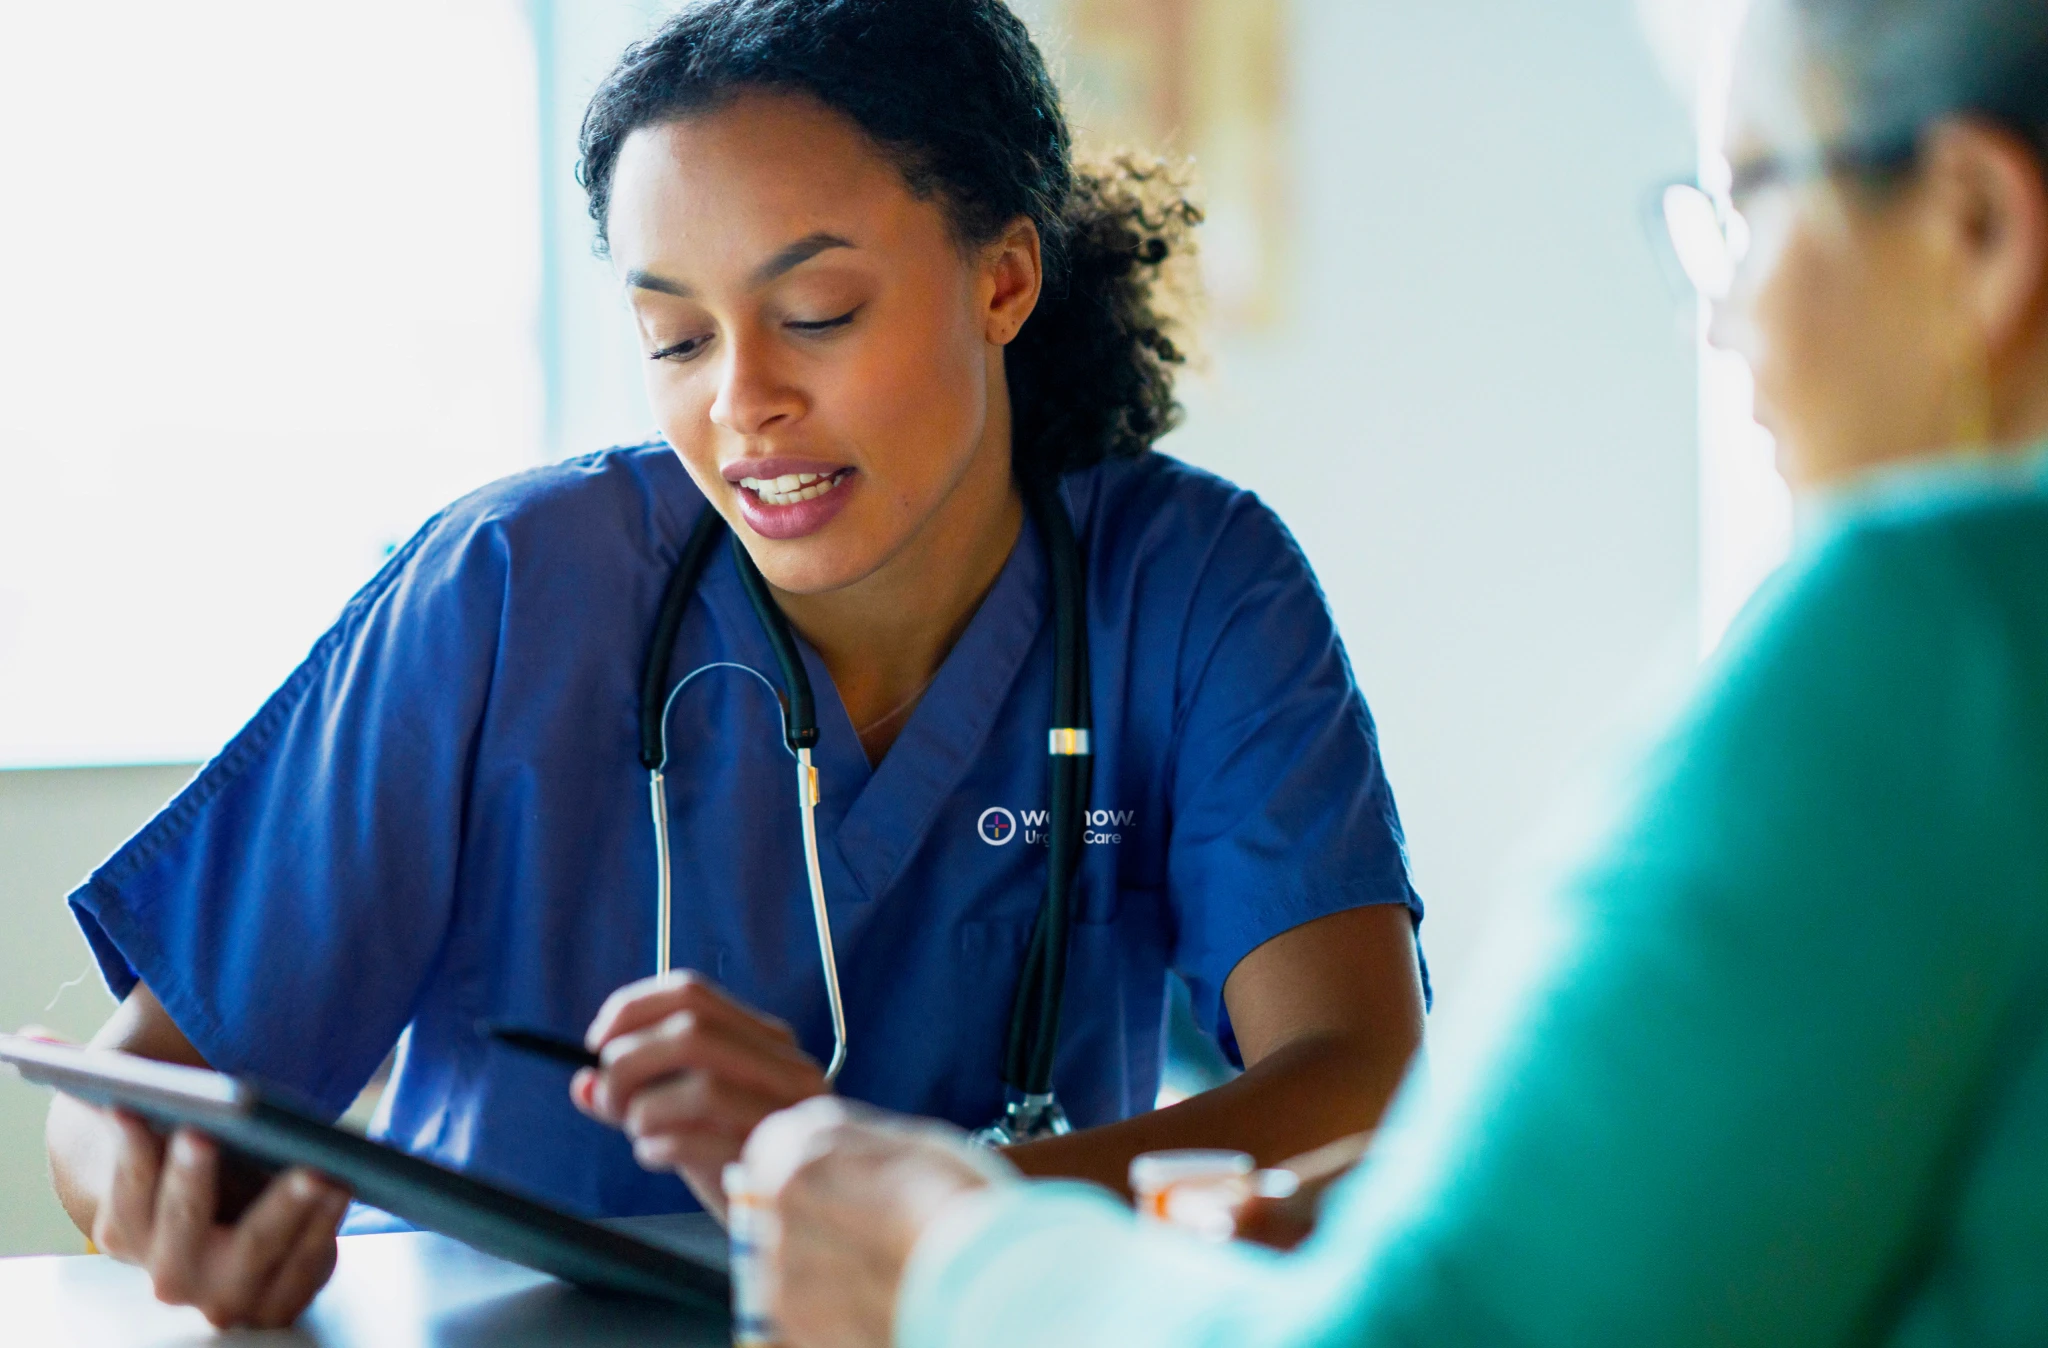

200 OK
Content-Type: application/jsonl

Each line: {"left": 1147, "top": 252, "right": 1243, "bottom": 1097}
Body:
{"left": 69, "top": 444, "right": 1422, "bottom": 1219}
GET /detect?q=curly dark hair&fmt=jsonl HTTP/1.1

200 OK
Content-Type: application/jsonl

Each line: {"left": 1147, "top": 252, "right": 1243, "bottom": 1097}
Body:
{"left": 577, "top": 0, "right": 1201, "bottom": 484}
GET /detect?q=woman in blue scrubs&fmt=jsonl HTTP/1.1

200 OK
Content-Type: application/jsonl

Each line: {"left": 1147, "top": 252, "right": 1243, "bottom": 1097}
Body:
{"left": 44, "top": 0, "right": 1425, "bottom": 1328}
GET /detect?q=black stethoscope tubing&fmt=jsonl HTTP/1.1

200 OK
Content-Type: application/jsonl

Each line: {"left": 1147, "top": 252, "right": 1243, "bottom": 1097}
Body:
{"left": 636, "top": 476, "right": 1091, "bottom": 1115}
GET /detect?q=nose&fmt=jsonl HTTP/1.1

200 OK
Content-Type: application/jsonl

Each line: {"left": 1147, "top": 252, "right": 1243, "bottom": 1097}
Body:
{"left": 710, "top": 330, "right": 806, "bottom": 437}
{"left": 1706, "top": 295, "right": 1734, "bottom": 353}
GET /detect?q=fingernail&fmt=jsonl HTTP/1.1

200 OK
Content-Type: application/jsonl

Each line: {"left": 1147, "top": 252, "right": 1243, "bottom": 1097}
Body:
{"left": 291, "top": 1172, "right": 321, "bottom": 1201}
{"left": 172, "top": 1132, "right": 206, "bottom": 1165}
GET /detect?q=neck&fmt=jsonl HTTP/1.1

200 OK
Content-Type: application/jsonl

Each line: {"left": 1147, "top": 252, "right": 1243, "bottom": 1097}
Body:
{"left": 1996, "top": 347, "right": 2048, "bottom": 449}
{"left": 772, "top": 415, "right": 1025, "bottom": 766}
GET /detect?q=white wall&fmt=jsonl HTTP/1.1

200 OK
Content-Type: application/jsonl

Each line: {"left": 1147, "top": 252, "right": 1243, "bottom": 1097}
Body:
{"left": 1164, "top": 0, "right": 1698, "bottom": 1003}
{"left": 0, "top": 0, "right": 1694, "bottom": 1255}
{"left": 0, "top": 766, "right": 194, "bottom": 1256}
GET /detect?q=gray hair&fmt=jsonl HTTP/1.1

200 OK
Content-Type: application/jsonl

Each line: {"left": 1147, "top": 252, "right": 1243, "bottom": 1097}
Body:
{"left": 1783, "top": 0, "right": 2048, "bottom": 156}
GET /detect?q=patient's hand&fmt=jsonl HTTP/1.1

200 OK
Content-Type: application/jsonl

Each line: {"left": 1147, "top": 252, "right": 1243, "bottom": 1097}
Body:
{"left": 573, "top": 972, "right": 829, "bottom": 1218}
{"left": 745, "top": 1098, "right": 1007, "bottom": 1348}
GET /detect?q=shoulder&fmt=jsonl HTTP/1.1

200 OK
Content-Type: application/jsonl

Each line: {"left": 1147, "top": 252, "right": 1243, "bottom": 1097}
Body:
{"left": 416, "top": 440, "right": 700, "bottom": 569}
{"left": 1825, "top": 451, "right": 2048, "bottom": 603}
{"left": 1737, "top": 452, "right": 2048, "bottom": 666}
{"left": 320, "top": 441, "right": 702, "bottom": 653}
{"left": 1065, "top": 453, "right": 1353, "bottom": 709}
{"left": 1689, "top": 454, "right": 2048, "bottom": 820}
{"left": 1066, "top": 452, "right": 1317, "bottom": 599}
{"left": 1069, "top": 451, "right": 1289, "bottom": 543}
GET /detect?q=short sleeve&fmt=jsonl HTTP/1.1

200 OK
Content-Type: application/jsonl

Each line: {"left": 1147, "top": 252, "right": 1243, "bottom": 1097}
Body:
{"left": 1164, "top": 495, "right": 1422, "bottom": 1058}
{"left": 67, "top": 497, "right": 511, "bottom": 1117}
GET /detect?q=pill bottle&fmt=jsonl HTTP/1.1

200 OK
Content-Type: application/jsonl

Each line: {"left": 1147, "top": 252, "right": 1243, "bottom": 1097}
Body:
{"left": 1129, "top": 1149, "right": 1255, "bottom": 1241}
{"left": 724, "top": 1163, "right": 779, "bottom": 1348}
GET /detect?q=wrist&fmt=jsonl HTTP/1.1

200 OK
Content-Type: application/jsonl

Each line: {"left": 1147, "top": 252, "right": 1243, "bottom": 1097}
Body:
{"left": 895, "top": 1183, "right": 1012, "bottom": 1345}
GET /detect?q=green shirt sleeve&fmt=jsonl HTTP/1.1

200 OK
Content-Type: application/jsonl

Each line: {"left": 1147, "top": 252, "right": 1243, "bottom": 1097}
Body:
{"left": 898, "top": 490, "right": 2048, "bottom": 1348}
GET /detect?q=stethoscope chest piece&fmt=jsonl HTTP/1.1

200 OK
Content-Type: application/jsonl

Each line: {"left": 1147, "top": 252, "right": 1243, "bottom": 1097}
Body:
{"left": 967, "top": 1087, "right": 1073, "bottom": 1148}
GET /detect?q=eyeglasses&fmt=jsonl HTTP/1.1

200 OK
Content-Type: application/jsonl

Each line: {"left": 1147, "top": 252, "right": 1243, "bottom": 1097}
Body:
{"left": 1659, "top": 138, "right": 1920, "bottom": 301}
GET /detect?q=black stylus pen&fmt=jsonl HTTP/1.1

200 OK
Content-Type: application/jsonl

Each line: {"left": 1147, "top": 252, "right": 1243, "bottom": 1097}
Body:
{"left": 479, "top": 1022, "right": 602, "bottom": 1070}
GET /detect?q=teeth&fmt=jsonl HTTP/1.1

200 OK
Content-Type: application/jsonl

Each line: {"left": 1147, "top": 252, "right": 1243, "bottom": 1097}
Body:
{"left": 738, "top": 470, "right": 846, "bottom": 506}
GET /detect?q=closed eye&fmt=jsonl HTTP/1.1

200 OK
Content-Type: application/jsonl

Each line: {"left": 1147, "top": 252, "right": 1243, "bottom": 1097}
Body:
{"left": 787, "top": 307, "right": 861, "bottom": 334}
{"left": 650, "top": 335, "right": 712, "bottom": 363}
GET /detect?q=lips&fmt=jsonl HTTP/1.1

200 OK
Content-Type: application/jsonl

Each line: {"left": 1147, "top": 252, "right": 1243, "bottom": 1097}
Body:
{"left": 723, "top": 457, "right": 858, "bottom": 541}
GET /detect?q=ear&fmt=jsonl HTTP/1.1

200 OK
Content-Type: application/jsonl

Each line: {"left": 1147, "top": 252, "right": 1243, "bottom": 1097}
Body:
{"left": 1920, "top": 121, "right": 2048, "bottom": 355}
{"left": 979, "top": 217, "right": 1044, "bottom": 347}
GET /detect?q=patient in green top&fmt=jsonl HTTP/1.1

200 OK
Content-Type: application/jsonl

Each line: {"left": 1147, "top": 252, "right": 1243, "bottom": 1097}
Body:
{"left": 732, "top": 0, "right": 2048, "bottom": 1343}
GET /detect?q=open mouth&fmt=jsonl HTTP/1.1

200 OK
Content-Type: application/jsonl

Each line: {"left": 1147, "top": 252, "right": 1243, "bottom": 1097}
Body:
{"left": 738, "top": 468, "right": 854, "bottom": 507}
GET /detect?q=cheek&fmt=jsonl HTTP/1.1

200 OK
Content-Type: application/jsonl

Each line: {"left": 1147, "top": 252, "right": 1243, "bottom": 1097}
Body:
{"left": 645, "top": 366, "right": 723, "bottom": 481}
{"left": 1737, "top": 218, "right": 1888, "bottom": 468}
{"left": 1748, "top": 217, "right": 1955, "bottom": 480}
{"left": 827, "top": 297, "right": 988, "bottom": 496}
{"left": 1744, "top": 225, "right": 1834, "bottom": 408}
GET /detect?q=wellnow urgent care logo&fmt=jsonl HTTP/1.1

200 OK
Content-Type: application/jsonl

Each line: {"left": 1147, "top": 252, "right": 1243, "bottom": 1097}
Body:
{"left": 977, "top": 806, "right": 1136, "bottom": 847}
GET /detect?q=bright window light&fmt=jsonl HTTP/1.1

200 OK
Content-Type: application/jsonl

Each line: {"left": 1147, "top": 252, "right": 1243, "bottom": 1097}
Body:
{"left": 1699, "top": 336, "right": 1793, "bottom": 648}
{"left": 0, "top": 1, "right": 541, "bottom": 768}
{"left": 1692, "top": 0, "right": 1792, "bottom": 651}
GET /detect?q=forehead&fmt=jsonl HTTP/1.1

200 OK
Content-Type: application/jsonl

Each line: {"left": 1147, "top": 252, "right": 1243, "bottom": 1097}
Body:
{"left": 1723, "top": 0, "right": 1847, "bottom": 160}
{"left": 605, "top": 91, "right": 926, "bottom": 268}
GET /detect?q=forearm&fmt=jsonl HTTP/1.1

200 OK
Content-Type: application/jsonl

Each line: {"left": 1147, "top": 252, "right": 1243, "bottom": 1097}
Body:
{"left": 899, "top": 1182, "right": 1303, "bottom": 1348}
{"left": 1004, "top": 1030, "right": 1409, "bottom": 1195}
{"left": 47, "top": 1092, "right": 117, "bottom": 1235}
{"left": 45, "top": 982, "right": 210, "bottom": 1237}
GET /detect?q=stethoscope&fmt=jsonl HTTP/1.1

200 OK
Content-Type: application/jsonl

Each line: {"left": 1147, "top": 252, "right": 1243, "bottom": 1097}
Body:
{"left": 636, "top": 477, "right": 1093, "bottom": 1145}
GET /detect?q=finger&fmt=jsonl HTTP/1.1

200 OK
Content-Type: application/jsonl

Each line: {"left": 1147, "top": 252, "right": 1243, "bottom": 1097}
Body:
{"left": 247, "top": 1185, "right": 348, "bottom": 1329}
{"left": 598, "top": 979, "right": 799, "bottom": 1063}
{"left": 587, "top": 971, "right": 793, "bottom": 1051}
{"left": 1275, "top": 1131, "right": 1372, "bottom": 1189}
{"left": 741, "top": 1097, "right": 861, "bottom": 1197}
{"left": 594, "top": 1014, "right": 821, "bottom": 1120}
{"left": 586, "top": 970, "right": 723, "bottom": 1048}
{"left": 146, "top": 1130, "right": 219, "bottom": 1308}
{"left": 623, "top": 1075, "right": 794, "bottom": 1171}
{"left": 569, "top": 1067, "right": 600, "bottom": 1117}
{"left": 95, "top": 1111, "right": 167, "bottom": 1262}
{"left": 212, "top": 1168, "right": 344, "bottom": 1319}
{"left": 1231, "top": 1194, "right": 1317, "bottom": 1251}
{"left": 610, "top": 996, "right": 815, "bottom": 1069}
{"left": 594, "top": 1007, "right": 820, "bottom": 1118}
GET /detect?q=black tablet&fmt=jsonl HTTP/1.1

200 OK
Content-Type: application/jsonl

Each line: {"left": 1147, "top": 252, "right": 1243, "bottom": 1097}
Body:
{"left": 0, "top": 1036, "right": 730, "bottom": 1314}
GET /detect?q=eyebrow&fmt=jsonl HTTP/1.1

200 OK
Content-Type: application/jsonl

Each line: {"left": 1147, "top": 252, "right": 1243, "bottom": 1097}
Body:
{"left": 625, "top": 232, "right": 857, "bottom": 300}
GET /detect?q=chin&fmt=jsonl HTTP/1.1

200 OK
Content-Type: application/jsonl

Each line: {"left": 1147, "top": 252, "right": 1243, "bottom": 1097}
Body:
{"left": 743, "top": 537, "right": 884, "bottom": 597}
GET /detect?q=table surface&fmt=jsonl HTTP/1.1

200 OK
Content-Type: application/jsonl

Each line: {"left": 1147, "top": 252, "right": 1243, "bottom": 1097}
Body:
{"left": 0, "top": 1217, "right": 734, "bottom": 1347}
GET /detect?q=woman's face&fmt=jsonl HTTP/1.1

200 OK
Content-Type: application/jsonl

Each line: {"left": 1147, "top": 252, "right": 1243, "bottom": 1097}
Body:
{"left": 1709, "top": 11, "right": 1965, "bottom": 490}
{"left": 605, "top": 92, "right": 1036, "bottom": 595}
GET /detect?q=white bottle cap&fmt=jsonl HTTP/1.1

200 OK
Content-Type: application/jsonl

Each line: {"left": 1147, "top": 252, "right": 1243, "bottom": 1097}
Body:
{"left": 1128, "top": 1148, "right": 1254, "bottom": 1195}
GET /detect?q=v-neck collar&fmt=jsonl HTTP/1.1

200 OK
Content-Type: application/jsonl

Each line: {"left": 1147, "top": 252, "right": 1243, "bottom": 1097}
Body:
{"left": 697, "top": 517, "right": 1051, "bottom": 903}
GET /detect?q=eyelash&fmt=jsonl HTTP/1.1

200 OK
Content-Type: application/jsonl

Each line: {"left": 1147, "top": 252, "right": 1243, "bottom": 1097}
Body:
{"left": 649, "top": 308, "right": 861, "bottom": 363}
{"left": 788, "top": 306, "right": 861, "bottom": 334}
